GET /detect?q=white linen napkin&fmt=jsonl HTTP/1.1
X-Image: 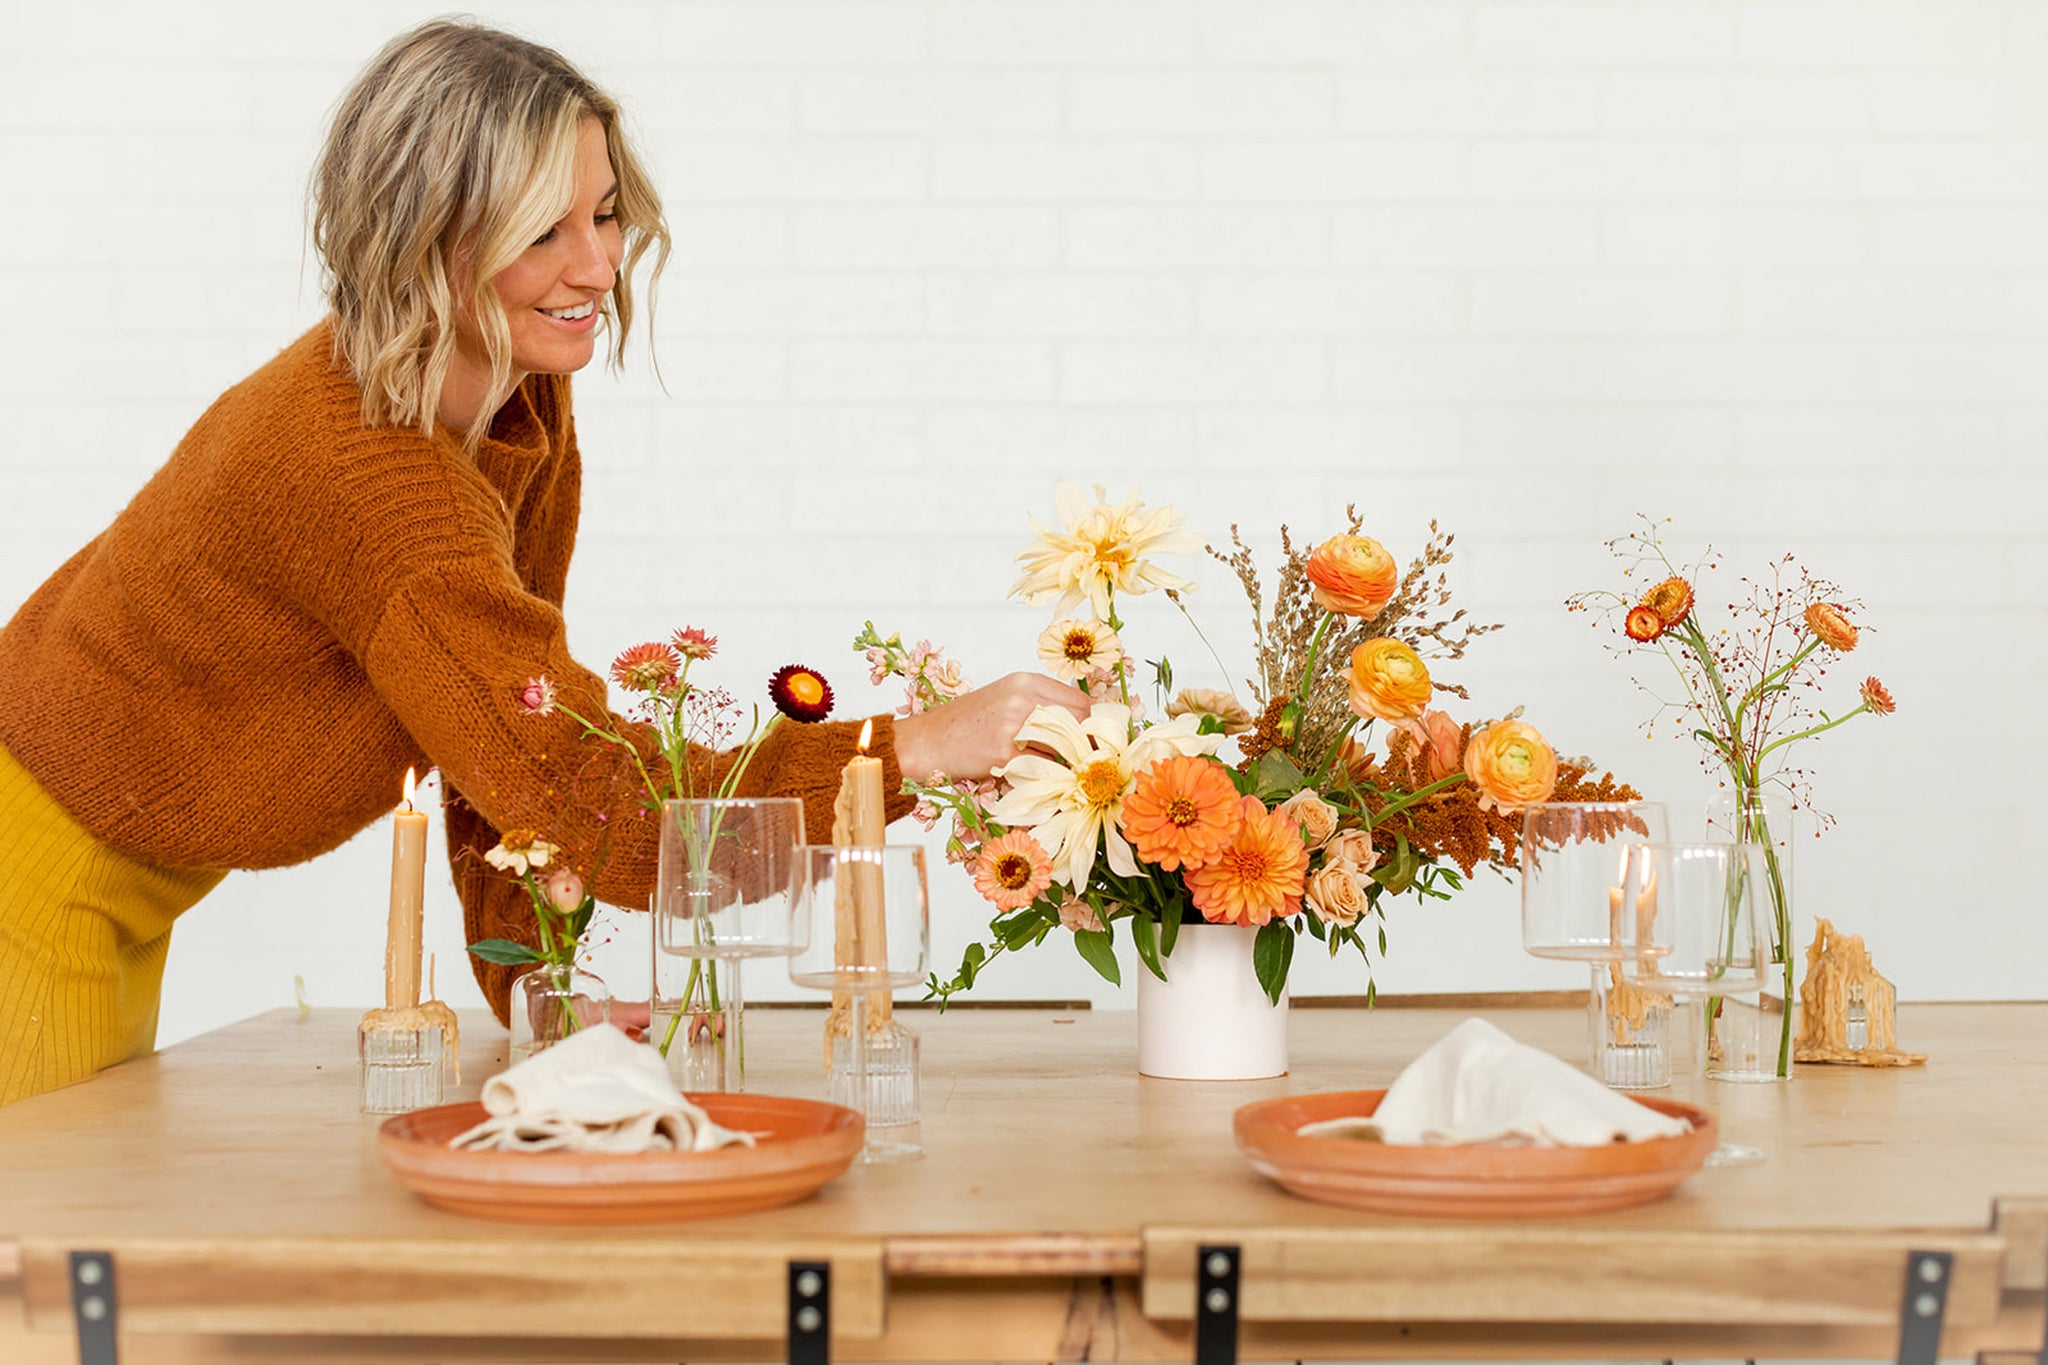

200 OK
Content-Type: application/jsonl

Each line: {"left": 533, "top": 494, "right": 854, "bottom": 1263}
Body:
{"left": 1297, "top": 1017, "right": 1691, "bottom": 1147}
{"left": 448, "top": 1023, "right": 757, "bottom": 1154}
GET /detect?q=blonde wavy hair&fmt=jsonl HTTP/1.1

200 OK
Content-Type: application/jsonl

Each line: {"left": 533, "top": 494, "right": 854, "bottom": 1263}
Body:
{"left": 311, "top": 20, "right": 669, "bottom": 443}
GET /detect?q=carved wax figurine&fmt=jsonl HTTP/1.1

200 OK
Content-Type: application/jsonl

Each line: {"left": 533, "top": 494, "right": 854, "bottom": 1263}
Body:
{"left": 1793, "top": 918, "right": 1925, "bottom": 1067}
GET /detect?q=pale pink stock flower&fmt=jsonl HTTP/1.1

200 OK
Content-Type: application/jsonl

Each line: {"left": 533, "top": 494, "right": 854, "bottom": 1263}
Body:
{"left": 865, "top": 647, "right": 891, "bottom": 686}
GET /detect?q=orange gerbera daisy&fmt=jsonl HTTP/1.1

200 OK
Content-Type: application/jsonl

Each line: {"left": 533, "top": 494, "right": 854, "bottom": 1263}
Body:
{"left": 611, "top": 642, "right": 680, "bottom": 692}
{"left": 1184, "top": 796, "right": 1310, "bottom": 928}
{"left": 1623, "top": 605, "right": 1665, "bottom": 643}
{"left": 1120, "top": 755, "right": 1243, "bottom": 872}
{"left": 1643, "top": 576, "right": 1694, "bottom": 627}
{"left": 971, "top": 831, "right": 1055, "bottom": 911}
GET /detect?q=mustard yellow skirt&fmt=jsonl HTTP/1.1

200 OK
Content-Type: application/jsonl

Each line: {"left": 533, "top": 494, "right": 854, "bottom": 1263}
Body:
{"left": 0, "top": 743, "right": 224, "bottom": 1106}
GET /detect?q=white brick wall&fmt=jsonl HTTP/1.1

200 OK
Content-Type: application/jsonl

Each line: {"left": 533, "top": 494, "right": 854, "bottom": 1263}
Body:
{"left": 0, "top": 0, "right": 2039, "bottom": 1048}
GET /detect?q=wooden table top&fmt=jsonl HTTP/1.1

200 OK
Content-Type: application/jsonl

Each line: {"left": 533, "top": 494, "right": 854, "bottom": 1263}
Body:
{"left": 1, "top": 1002, "right": 2042, "bottom": 1358}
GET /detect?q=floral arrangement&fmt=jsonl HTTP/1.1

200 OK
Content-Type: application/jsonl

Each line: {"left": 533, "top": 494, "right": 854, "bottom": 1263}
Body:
{"left": 1568, "top": 518, "right": 1896, "bottom": 1076}
{"left": 469, "top": 632, "right": 834, "bottom": 1055}
{"left": 885, "top": 483, "right": 1636, "bottom": 1006}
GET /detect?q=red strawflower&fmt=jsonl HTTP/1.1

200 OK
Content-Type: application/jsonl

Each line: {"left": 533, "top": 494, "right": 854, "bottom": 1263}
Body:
{"left": 1624, "top": 605, "right": 1666, "bottom": 643}
{"left": 769, "top": 664, "right": 834, "bottom": 722}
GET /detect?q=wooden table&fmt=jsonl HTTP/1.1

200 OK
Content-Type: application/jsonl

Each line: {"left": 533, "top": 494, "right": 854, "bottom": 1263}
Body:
{"left": 1, "top": 1003, "right": 2042, "bottom": 1363}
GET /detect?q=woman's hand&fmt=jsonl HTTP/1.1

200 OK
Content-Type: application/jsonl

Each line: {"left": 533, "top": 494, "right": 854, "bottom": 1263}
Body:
{"left": 892, "top": 672, "right": 1089, "bottom": 782}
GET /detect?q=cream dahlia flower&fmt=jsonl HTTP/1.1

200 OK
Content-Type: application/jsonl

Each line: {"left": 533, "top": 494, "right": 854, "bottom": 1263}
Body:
{"left": 986, "top": 702, "right": 1219, "bottom": 888}
{"left": 1009, "top": 482, "right": 1202, "bottom": 621}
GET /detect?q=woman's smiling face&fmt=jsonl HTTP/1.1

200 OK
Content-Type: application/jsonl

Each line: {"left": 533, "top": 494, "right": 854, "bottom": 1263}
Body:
{"left": 446, "top": 117, "right": 623, "bottom": 420}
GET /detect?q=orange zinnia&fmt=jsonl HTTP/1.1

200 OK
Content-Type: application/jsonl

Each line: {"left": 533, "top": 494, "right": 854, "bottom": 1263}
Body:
{"left": 971, "top": 831, "right": 1055, "bottom": 911}
{"left": 1121, "top": 755, "right": 1243, "bottom": 872}
{"left": 1185, "top": 796, "right": 1310, "bottom": 928}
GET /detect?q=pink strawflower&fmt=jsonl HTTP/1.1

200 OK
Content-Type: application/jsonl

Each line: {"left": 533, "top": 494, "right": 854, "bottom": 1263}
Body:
{"left": 672, "top": 626, "right": 718, "bottom": 661}
{"left": 611, "top": 642, "right": 681, "bottom": 693}
{"left": 517, "top": 675, "right": 557, "bottom": 716}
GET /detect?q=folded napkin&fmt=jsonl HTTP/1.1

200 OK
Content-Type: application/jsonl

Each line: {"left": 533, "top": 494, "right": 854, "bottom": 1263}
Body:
{"left": 1298, "top": 1017, "right": 1691, "bottom": 1148}
{"left": 449, "top": 1024, "right": 757, "bottom": 1155}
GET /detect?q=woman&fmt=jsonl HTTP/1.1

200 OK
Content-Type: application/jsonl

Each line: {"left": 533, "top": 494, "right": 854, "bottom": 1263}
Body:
{"left": 0, "top": 20, "right": 1079, "bottom": 1106}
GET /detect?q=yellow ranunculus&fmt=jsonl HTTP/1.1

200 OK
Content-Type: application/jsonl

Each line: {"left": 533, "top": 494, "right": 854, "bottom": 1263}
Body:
{"left": 1463, "top": 719, "right": 1558, "bottom": 816}
{"left": 1305, "top": 534, "right": 1399, "bottom": 620}
{"left": 1346, "top": 638, "right": 1432, "bottom": 724}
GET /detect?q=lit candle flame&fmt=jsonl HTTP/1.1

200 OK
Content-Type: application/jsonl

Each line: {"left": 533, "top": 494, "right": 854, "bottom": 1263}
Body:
{"left": 857, "top": 718, "right": 873, "bottom": 755}
{"left": 402, "top": 766, "right": 418, "bottom": 813}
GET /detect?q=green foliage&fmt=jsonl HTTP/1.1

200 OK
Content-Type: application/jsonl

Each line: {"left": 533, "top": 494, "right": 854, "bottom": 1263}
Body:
{"left": 466, "top": 938, "right": 543, "bottom": 966}
{"left": 1252, "top": 920, "right": 1294, "bottom": 1006}
{"left": 1072, "top": 927, "right": 1121, "bottom": 986}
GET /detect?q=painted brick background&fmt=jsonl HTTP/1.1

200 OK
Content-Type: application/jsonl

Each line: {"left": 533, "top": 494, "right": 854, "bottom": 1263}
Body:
{"left": 0, "top": 0, "right": 2039, "bottom": 1045}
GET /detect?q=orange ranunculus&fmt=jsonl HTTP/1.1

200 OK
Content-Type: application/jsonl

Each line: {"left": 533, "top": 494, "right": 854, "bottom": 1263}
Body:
{"left": 1463, "top": 719, "right": 1558, "bottom": 816}
{"left": 1624, "top": 605, "right": 1665, "bottom": 643}
{"left": 1643, "top": 576, "right": 1694, "bottom": 628}
{"left": 1305, "top": 534, "right": 1400, "bottom": 620}
{"left": 1185, "top": 796, "right": 1310, "bottom": 928}
{"left": 1122, "top": 755, "right": 1244, "bottom": 872}
{"left": 1805, "top": 601, "right": 1858, "bottom": 652}
{"left": 1403, "top": 709, "right": 1463, "bottom": 783}
{"left": 1346, "top": 638, "right": 1432, "bottom": 724}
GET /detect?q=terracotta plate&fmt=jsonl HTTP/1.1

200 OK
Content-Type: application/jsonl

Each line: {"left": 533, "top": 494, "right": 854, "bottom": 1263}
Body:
{"left": 1234, "top": 1089, "right": 1716, "bottom": 1220}
{"left": 378, "top": 1094, "right": 863, "bottom": 1224}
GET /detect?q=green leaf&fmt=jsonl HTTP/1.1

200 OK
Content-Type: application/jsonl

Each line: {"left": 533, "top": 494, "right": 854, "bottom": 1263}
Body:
{"left": 1158, "top": 905, "right": 1181, "bottom": 959}
{"left": 1197, "top": 714, "right": 1226, "bottom": 735}
{"left": 467, "top": 938, "right": 543, "bottom": 966}
{"left": 1150, "top": 655, "right": 1174, "bottom": 698}
{"left": 1250, "top": 750, "right": 1306, "bottom": 803}
{"left": 1072, "top": 928, "right": 1121, "bottom": 986}
{"left": 1252, "top": 920, "right": 1294, "bottom": 1006}
{"left": 1131, "top": 911, "right": 1165, "bottom": 981}
{"left": 1302, "top": 911, "right": 1327, "bottom": 942}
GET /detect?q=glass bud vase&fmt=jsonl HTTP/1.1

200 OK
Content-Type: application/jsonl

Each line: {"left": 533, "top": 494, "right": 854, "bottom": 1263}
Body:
{"left": 652, "top": 952, "right": 743, "bottom": 1093}
{"left": 1707, "top": 788, "right": 1796, "bottom": 1081}
{"left": 508, "top": 963, "right": 611, "bottom": 1063}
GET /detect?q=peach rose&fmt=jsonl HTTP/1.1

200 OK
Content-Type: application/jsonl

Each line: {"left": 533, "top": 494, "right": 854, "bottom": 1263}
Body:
{"left": 1305, "top": 863, "right": 1369, "bottom": 927}
{"left": 1306, "top": 534, "right": 1400, "bottom": 620}
{"left": 1277, "top": 790, "right": 1341, "bottom": 850}
{"left": 1805, "top": 601, "right": 1858, "bottom": 652}
{"left": 1346, "top": 638, "right": 1432, "bottom": 723}
{"left": 1463, "top": 719, "right": 1559, "bottom": 816}
{"left": 1322, "top": 828, "right": 1380, "bottom": 878}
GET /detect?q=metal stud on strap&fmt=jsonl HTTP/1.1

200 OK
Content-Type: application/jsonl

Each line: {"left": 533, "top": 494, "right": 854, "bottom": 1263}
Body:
{"left": 70, "top": 1251, "right": 118, "bottom": 1365}
{"left": 1895, "top": 1249, "right": 1951, "bottom": 1365}
{"left": 788, "top": 1259, "right": 830, "bottom": 1365}
{"left": 1195, "top": 1243, "right": 1240, "bottom": 1365}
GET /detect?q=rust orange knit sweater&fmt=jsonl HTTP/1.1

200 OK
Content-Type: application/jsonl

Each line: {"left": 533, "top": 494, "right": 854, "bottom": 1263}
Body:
{"left": 0, "top": 321, "right": 909, "bottom": 1020}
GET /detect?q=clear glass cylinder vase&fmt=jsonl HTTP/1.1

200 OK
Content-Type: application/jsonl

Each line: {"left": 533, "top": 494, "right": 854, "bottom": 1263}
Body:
{"left": 651, "top": 951, "right": 745, "bottom": 1093}
{"left": 508, "top": 964, "right": 611, "bottom": 1062}
{"left": 1707, "top": 787, "right": 1796, "bottom": 1080}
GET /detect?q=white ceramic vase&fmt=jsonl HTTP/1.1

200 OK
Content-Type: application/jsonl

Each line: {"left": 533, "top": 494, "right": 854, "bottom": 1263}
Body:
{"left": 1135, "top": 923, "right": 1289, "bottom": 1080}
